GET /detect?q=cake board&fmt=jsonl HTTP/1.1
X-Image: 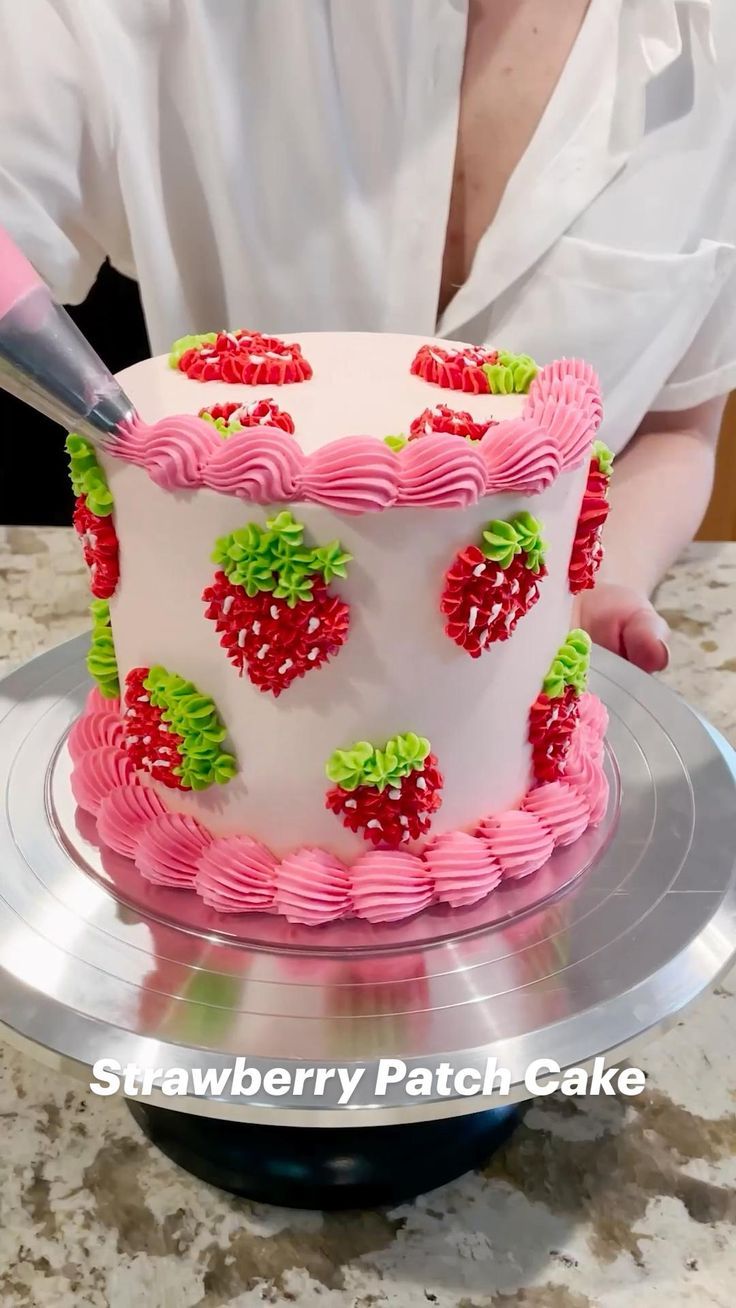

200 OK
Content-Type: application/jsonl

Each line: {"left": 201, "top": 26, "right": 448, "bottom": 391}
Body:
{"left": 0, "top": 635, "right": 734, "bottom": 1208}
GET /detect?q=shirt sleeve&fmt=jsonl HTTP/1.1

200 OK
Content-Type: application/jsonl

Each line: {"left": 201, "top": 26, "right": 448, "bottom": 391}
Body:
{"left": 0, "top": 0, "right": 113, "bottom": 303}
{"left": 652, "top": 114, "right": 736, "bottom": 413}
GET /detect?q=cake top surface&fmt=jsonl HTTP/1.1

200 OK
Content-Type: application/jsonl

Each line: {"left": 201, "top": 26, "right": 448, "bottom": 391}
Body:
{"left": 109, "top": 331, "right": 601, "bottom": 509}
{"left": 117, "top": 331, "right": 525, "bottom": 455}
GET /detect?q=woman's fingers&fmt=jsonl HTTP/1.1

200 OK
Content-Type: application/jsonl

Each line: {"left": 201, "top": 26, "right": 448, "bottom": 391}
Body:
{"left": 578, "top": 583, "right": 670, "bottom": 672}
{"left": 621, "top": 605, "right": 670, "bottom": 673}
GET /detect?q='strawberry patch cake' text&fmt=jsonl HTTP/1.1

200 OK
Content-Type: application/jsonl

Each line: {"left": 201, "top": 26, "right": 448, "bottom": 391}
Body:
{"left": 67, "top": 331, "right": 611, "bottom": 926}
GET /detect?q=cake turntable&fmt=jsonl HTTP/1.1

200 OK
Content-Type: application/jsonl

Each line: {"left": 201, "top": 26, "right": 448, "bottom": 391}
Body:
{"left": 0, "top": 634, "right": 734, "bottom": 1207}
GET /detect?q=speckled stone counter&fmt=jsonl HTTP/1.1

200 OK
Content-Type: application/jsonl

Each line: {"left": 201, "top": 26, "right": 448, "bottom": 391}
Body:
{"left": 0, "top": 527, "right": 734, "bottom": 1308}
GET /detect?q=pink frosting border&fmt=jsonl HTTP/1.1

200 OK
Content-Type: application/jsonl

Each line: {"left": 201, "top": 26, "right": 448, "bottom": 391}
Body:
{"left": 111, "top": 358, "right": 602, "bottom": 511}
{"left": 72, "top": 685, "right": 609, "bottom": 926}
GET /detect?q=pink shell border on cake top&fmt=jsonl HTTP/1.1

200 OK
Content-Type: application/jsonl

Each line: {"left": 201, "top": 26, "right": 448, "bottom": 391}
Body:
{"left": 71, "top": 687, "right": 609, "bottom": 926}
{"left": 110, "top": 358, "right": 602, "bottom": 509}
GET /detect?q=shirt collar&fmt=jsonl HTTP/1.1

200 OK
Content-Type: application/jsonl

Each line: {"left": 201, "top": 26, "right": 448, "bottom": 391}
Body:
{"left": 439, "top": 0, "right": 715, "bottom": 338}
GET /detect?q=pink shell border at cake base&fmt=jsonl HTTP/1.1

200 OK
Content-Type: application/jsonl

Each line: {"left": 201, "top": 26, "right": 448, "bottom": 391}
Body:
{"left": 69, "top": 686, "right": 609, "bottom": 927}
{"left": 108, "top": 358, "right": 602, "bottom": 507}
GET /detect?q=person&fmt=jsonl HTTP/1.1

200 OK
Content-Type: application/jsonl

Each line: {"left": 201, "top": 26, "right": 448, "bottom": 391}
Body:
{"left": 1, "top": 0, "right": 734, "bottom": 672}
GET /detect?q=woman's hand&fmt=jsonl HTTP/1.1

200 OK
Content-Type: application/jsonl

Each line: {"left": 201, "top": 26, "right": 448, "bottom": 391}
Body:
{"left": 581, "top": 399, "right": 726, "bottom": 675}
{"left": 578, "top": 582, "right": 670, "bottom": 673}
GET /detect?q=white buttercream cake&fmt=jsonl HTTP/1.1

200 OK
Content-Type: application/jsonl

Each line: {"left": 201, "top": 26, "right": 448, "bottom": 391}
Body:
{"left": 66, "top": 330, "right": 611, "bottom": 927}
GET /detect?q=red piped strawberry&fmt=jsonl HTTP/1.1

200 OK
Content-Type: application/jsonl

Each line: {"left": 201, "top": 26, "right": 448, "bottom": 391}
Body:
{"left": 203, "top": 572, "right": 350, "bottom": 697}
{"left": 568, "top": 441, "right": 614, "bottom": 594}
{"left": 203, "top": 512, "right": 351, "bottom": 697}
{"left": 528, "top": 686, "right": 580, "bottom": 782}
{"left": 411, "top": 343, "right": 499, "bottom": 393}
{"left": 198, "top": 398, "right": 295, "bottom": 435}
{"left": 123, "top": 668, "right": 186, "bottom": 790}
{"left": 67, "top": 433, "right": 119, "bottom": 599}
{"left": 123, "top": 666, "right": 236, "bottom": 791}
{"left": 409, "top": 403, "right": 497, "bottom": 442}
{"left": 72, "top": 495, "right": 120, "bottom": 599}
{"left": 410, "top": 345, "right": 538, "bottom": 395}
{"left": 527, "top": 629, "right": 591, "bottom": 783}
{"left": 178, "top": 330, "right": 312, "bottom": 384}
{"left": 442, "top": 547, "right": 545, "bottom": 655}
{"left": 326, "top": 742, "right": 443, "bottom": 849}
{"left": 441, "top": 513, "right": 547, "bottom": 657}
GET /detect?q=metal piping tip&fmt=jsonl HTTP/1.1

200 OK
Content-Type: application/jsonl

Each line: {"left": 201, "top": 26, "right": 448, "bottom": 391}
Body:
{"left": 0, "top": 227, "right": 138, "bottom": 453}
{"left": 0, "top": 351, "right": 137, "bottom": 451}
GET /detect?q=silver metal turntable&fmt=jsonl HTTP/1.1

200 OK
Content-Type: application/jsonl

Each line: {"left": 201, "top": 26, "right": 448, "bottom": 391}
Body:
{"left": 0, "top": 635, "right": 734, "bottom": 1129}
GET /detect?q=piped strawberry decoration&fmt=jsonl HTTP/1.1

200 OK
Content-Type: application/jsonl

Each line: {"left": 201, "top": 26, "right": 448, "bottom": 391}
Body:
{"left": 72, "top": 498, "right": 120, "bottom": 599}
{"left": 169, "top": 330, "right": 313, "bottom": 384}
{"left": 411, "top": 344, "right": 537, "bottom": 394}
{"left": 528, "top": 630, "right": 591, "bottom": 782}
{"left": 198, "top": 398, "right": 295, "bottom": 436}
{"left": 325, "top": 733, "right": 443, "bottom": 847}
{"left": 408, "top": 403, "right": 497, "bottom": 442}
{"left": 66, "top": 434, "right": 119, "bottom": 599}
{"left": 202, "top": 511, "right": 351, "bottom": 697}
{"left": 123, "top": 665, "right": 236, "bottom": 791}
{"left": 568, "top": 441, "right": 613, "bottom": 593}
{"left": 441, "top": 512, "right": 547, "bottom": 656}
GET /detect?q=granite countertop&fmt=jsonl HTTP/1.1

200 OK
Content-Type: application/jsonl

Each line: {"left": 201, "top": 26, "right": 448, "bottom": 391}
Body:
{"left": 0, "top": 526, "right": 735, "bottom": 1308}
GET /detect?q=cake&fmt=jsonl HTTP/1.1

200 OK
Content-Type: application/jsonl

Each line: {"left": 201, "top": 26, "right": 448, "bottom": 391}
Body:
{"left": 67, "top": 330, "right": 611, "bottom": 926}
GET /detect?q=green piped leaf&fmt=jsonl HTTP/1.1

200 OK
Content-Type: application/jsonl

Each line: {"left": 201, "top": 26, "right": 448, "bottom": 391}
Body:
{"left": 392, "top": 731, "right": 431, "bottom": 775}
{"left": 482, "top": 351, "right": 538, "bottom": 395}
{"left": 231, "top": 524, "right": 270, "bottom": 555}
{"left": 84, "top": 471, "right": 113, "bottom": 518}
{"left": 310, "top": 541, "right": 352, "bottom": 584}
{"left": 326, "top": 741, "right": 375, "bottom": 791}
{"left": 233, "top": 558, "right": 278, "bottom": 596}
{"left": 326, "top": 732, "right": 432, "bottom": 792}
{"left": 213, "top": 523, "right": 276, "bottom": 591}
{"left": 211, "top": 515, "right": 351, "bottom": 595}
{"left": 481, "top": 519, "right": 523, "bottom": 569}
{"left": 266, "top": 510, "right": 305, "bottom": 549}
{"left": 363, "top": 746, "right": 399, "bottom": 792}
{"left": 213, "top": 754, "right": 238, "bottom": 785}
{"left": 481, "top": 512, "right": 546, "bottom": 572}
{"left": 87, "top": 599, "right": 119, "bottom": 698}
{"left": 267, "top": 537, "right": 312, "bottom": 570}
{"left": 143, "top": 665, "right": 236, "bottom": 790}
{"left": 483, "top": 363, "right": 515, "bottom": 395}
{"left": 200, "top": 411, "right": 243, "bottom": 438}
{"left": 593, "top": 440, "right": 614, "bottom": 478}
{"left": 168, "top": 332, "right": 217, "bottom": 368}
{"left": 272, "top": 567, "right": 315, "bottom": 607}
{"left": 542, "top": 629, "right": 592, "bottom": 698}
{"left": 384, "top": 434, "right": 408, "bottom": 452}
{"left": 66, "top": 433, "right": 98, "bottom": 493}
{"left": 66, "top": 433, "right": 114, "bottom": 517}
{"left": 512, "top": 511, "right": 546, "bottom": 574}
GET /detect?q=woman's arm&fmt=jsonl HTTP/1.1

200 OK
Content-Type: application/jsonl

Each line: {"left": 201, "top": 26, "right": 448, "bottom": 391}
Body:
{"left": 0, "top": 0, "right": 110, "bottom": 304}
{"left": 578, "top": 396, "right": 727, "bottom": 671}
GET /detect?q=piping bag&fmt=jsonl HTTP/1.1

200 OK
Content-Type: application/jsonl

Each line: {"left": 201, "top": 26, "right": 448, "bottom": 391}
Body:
{"left": 0, "top": 226, "right": 136, "bottom": 449}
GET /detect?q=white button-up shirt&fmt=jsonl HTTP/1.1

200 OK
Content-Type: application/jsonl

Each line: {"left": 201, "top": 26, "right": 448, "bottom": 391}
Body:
{"left": 1, "top": 0, "right": 734, "bottom": 452}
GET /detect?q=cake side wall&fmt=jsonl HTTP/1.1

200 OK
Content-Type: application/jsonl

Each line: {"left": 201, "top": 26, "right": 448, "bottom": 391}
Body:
{"left": 101, "top": 460, "right": 587, "bottom": 859}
